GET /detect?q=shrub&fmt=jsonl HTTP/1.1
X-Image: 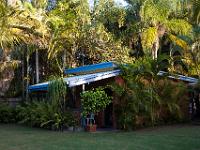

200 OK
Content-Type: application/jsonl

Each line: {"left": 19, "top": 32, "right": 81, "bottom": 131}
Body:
{"left": 0, "top": 103, "right": 16, "bottom": 123}
{"left": 16, "top": 77, "right": 76, "bottom": 131}
{"left": 16, "top": 101, "right": 76, "bottom": 131}
{"left": 112, "top": 58, "right": 188, "bottom": 130}
{"left": 81, "top": 87, "right": 112, "bottom": 118}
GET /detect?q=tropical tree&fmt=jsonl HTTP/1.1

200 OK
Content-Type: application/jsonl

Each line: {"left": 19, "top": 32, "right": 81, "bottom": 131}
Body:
{"left": 0, "top": 0, "right": 49, "bottom": 66}
{"left": 172, "top": 0, "right": 200, "bottom": 76}
{"left": 190, "top": 0, "right": 200, "bottom": 25}
{"left": 47, "top": 0, "right": 78, "bottom": 72}
{"left": 75, "top": 0, "right": 131, "bottom": 64}
{"left": 0, "top": 0, "right": 50, "bottom": 99}
{"left": 111, "top": 57, "right": 187, "bottom": 129}
{"left": 140, "top": 0, "right": 192, "bottom": 59}
{"left": 123, "top": 0, "right": 192, "bottom": 60}
{"left": 189, "top": 0, "right": 200, "bottom": 76}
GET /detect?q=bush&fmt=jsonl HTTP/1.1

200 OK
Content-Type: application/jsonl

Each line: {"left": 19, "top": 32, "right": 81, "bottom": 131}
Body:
{"left": 16, "top": 77, "right": 77, "bottom": 131}
{"left": 0, "top": 103, "right": 16, "bottom": 123}
{"left": 112, "top": 59, "right": 188, "bottom": 130}
{"left": 16, "top": 101, "right": 76, "bottom": 131}
{"left": 80, "top": 87, "right": 112, "bottom": 117}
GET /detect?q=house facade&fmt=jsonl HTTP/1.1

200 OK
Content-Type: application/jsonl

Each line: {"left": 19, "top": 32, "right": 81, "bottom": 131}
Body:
{"left": 28, "top": 62, "right": 200, "bottom": 129}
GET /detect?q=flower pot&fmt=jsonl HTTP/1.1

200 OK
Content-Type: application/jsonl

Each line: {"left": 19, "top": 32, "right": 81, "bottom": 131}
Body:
{"left": 86, "top": 124, "right": 97, "bottom": 132}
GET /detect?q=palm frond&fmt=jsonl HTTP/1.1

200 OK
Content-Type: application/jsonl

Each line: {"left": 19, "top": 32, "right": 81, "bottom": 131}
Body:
{"left": 168, "top": 34, "right": 188, "bottom": 50}
{"left": 141, "top": 27, "right": 158, "bottom": 52}
{"left": 166, "top": 19, "right": 192, "bottom": 35}
{"left": 192, "top": 0, "right": 200, "bottom": 24}
{"left": 0, "top": 1, "right": 49, "bottom": 48}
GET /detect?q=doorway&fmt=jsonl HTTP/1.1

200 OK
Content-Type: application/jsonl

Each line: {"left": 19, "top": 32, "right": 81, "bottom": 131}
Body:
{"left": 104, "top": 103, "right": 113, "bottom": 128}
{"left": 104, "top": 88, "right": 113, "bottom": 128}
{"left": 190, "top": 89, "right": 200, "bottom": 120}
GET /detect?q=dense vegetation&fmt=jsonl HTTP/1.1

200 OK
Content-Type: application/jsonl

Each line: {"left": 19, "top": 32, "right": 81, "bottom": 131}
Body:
{"left": 0, "top": 0, "right": 199, "bottom": 94}
{"left": 0, "top": 0, "right": 199, "bottom": 130}
{"left": 0, "top": 78, "right": 77, "bottom": 130}
{"left": 112, "top": 58, "right": 188, "bottom": 130}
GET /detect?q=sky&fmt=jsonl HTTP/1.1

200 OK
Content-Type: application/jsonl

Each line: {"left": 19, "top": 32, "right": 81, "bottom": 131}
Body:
{"left": 89, "top": 0, "right": 128, "bottom": 7}
{"left": 115, "top": 0, "right": 128, "bottom": 6}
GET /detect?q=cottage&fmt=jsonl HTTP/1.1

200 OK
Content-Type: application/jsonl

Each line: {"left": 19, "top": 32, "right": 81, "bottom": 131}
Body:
{"left": 28, "top": 62, "right": 200, "bottom": 129}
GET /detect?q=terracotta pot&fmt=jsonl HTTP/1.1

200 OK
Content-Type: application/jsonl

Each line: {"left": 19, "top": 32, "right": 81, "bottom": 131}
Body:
{"left": 86, "top": 124, "right": 97, "bottom": 132}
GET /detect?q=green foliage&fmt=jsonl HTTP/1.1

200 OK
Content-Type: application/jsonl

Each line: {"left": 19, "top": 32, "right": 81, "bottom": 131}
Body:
{"left": 154, "top": 80, "right": 187, "bottom": 124}
{"left": 0, "top": 0, "right": 199, "bottom": 82}
{"left": 141, "top": 27, "right": 157, "bottom": 51}
{"left": 138, "top": 0, "right": 192, "bottom": 59}
{"left": 81, "top": 87, "right": 112, "bottom": 117}
{"left": 47, "top": 0, "right": 77, "bottom": 60}
{"left": 140, "top": 0, "right": 169, "bottom": 24}
{"left": 111, "top": 58, "right": 160, "bottom": 129}
{"left": 166, "top": 19, "right": 192, "bottom": 36}
{"left": 191, "top": 0, "right": 200, "bottom": 24}
{"left": 48, "top": 77, "right": 67, "bottom": 111}
{"left": 16, "top": 101, "right": 76, "bottom": 131}
{"left": 0, "top": 103, "right": 16, "bottom": 123}
{"left": 16, "top": 77, "right": 75, "bottom": 131}
{"left": 111, "top": 58, "right": 187, "bottom": 130}
{"left": 0, "top": 0, "right": 49, "bottom": 48}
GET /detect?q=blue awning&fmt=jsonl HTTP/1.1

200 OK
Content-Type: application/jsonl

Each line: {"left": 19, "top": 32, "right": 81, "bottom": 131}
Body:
{"left": 64, "top": 62, "right": 118, "bottom": 75}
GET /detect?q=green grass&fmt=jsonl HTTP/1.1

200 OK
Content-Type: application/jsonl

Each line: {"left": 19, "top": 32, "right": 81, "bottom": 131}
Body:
{"left": 0, "top": 124, "right": 200, "bottom": 150}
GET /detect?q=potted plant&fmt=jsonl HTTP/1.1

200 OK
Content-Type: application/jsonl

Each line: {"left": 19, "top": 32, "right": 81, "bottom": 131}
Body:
{"left": 81, "top": 87, "right": 112, "bottom": 132}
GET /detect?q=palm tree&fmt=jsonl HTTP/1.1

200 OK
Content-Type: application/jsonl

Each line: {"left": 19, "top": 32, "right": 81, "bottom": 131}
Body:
{"left": 190, "top": 0, "right": 200, "bottom": 25}
{"left": 0, "top": 1, "right": 49, "bottom": 48}
{"left": 0, "top": 0, "right": 49, "bottom": 99}
{"left": 139, "top": 0, "right": 192, "bottom": 59}
{"left": 47, "top": 0, "right": 79, "bottom": 73}
{"left": 123, "top": 0, "right": 192, "bottom": 60}
{"left": 174, "top": 0, "right": 200, "bottom": 76}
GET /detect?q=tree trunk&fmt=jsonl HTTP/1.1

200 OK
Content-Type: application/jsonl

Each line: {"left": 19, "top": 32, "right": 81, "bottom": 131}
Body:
{"left": 22, "top": 47, "right": 25, "bottom": 100}
{"left": 25, "top": 46, "right": 29, "bottom": 101}
{"left": 152, "top": 36, "right": 159, "bottom": 59}
{"left": 35, "top": 49, "right": 39, "bottom": 83}
{"left": 63, "top": 49, "right": 66, "bottom": 73}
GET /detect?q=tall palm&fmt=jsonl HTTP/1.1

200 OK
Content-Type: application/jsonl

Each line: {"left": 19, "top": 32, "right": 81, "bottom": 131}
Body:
{"left": 47, "top": 0, "right": 78, "bottom": 72}
{"left": 190, "top": 0, "right": 200, "bottom": 25}
{"left": 139, "top": 0, "right": 192, "bottom": 59}
{"left": 175, "top": 0, "right": 200, "bottom": 76}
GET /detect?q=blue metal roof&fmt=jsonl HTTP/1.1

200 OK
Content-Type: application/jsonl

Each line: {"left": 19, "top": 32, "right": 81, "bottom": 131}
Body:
{"left": 157, "top": 71, "right": 199, "bottom": 83}
{"left": 64, "top": 62, "right": 118, "bottom": 75}
{"left": 28, "top": 82, "right": 49, "bottom": 92}
{"left": 28, "top": 62, "right": 199, "bottom": 93}
{"left": 28, "top": 69, "right": 121, "bottom": 92}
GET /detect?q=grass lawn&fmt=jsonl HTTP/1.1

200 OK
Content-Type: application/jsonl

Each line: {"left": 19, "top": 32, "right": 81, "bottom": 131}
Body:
{"left": 0, "top": 124, "right": 200, "bottom": 150}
